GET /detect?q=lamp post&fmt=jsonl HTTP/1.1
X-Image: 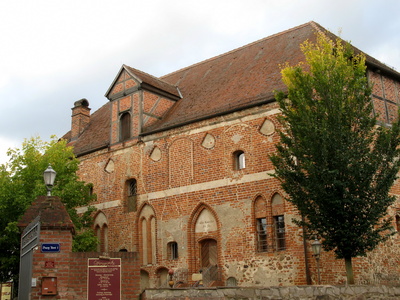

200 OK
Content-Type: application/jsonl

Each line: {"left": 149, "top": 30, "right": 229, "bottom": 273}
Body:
{"left": 43, "top": 164, "right": 57, "bottom": 196}
{"left": 311, "top": 237, "right": 322, "bottom": 285}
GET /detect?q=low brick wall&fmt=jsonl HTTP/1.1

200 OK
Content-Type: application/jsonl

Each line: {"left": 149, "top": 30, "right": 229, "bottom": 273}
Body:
{"left": 142, "top": 285, "right": 400, "bottom": 300}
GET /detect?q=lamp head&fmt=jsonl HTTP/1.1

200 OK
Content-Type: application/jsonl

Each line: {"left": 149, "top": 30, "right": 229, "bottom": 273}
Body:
{"left": 311, "top": 238, "right": 322, "bottom": 256}
{"left": 43, "top": 164, "right": 57, "bottom": 196}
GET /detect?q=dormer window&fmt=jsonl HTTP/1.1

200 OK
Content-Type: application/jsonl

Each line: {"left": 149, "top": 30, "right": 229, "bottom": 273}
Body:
{"left": 120, "top": 112, "right": 131, "bottom": 141}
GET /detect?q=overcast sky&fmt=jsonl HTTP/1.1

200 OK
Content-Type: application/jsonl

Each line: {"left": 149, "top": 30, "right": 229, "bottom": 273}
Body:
{"left": 1, "top": 0, "right": 399, "bottom": 165}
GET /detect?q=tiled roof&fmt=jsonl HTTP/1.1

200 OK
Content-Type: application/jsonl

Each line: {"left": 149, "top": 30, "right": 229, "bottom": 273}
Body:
{"left": 124, "top": 65, "right": 181, "bottom": 98}
{"left": 18, "top": 195, "right": 75, "bottom": 233}
{"left": 63, "top": 21, "right": 400, "bottom": 156}
{"left": 65, "top": 102, "right": 111, "bottom": 156}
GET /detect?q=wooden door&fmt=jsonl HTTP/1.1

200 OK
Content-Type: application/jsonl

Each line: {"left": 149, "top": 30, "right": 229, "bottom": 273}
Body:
{"left": 200, "top": 239, "right": 218, "bottom": 282}
{"left": 201, "top": 239, "right": 217, "bottom": 267}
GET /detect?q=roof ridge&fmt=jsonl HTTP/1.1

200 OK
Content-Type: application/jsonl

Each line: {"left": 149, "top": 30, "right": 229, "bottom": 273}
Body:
{"left": 161, "top": 21, "right": 319, "bottom": 79}
{"left": 124, "top": 64, "right": 178, "bottom": 88}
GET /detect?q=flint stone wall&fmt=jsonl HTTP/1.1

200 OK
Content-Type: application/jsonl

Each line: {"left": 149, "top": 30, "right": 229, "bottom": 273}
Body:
{"left": 142, "top": 285, "right": 400, "bottom": 299}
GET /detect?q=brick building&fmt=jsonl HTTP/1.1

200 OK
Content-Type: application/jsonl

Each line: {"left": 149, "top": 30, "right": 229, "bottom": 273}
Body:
{"left": 63, "top": 22, "right": 400, "bottom": 289}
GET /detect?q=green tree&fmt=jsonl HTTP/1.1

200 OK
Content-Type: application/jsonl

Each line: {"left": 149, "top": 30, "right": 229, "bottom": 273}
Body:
{"left": 0, "top": 136, "right": 97, "bottom": 283}
{"left": 271, "top": 33, "right": 400, "bottom": 284}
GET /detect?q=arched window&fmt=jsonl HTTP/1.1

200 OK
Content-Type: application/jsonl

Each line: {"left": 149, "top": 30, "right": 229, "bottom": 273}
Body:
{"left": 120, "top": 112, "right": 131, "bottom": 141}
{"left": 254, "top": 196, "right": 268, "bottom": 252}
{"left": 272, "top": 193, "right": 286, "bottom": 251}
{"left": 139, "top": 205, "right": 157, "bottom": 265}
{"left": 226, "top": 277, "right": 237, "bottom": 287}
{"left": 233, "top": 150, "right": 245, "bottom": 170}
{"left": 94, "top": 212, "right": 108, "bottom": 252}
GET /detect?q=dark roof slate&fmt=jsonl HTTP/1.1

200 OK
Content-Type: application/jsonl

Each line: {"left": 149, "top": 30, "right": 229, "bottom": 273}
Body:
{"left": 18, "top": 196, "right": 75, "bottom": 233}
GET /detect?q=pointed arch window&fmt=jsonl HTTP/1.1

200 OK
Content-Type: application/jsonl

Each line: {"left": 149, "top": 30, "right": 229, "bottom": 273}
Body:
{"left": 139, "top": 205, "right": 157, "bottom": 265}
{"left": 272, "top": 193, "right": 286, "bottom": 251}
{"left": 254, "top": 196, "right": 268, "bottom": 252}
{"left": 94, "top": 212, "right": 108, "bottom": 252}
{"left": 120, "top": 112, "right": 131, "bottom": 141}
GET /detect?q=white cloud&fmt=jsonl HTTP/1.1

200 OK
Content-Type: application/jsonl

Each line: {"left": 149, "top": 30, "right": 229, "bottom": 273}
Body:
{"left": 0, "top": 137, "right": 19, "bottom": 167}
{"left": 0, "top": 0, "right": 399, "bottom": 165}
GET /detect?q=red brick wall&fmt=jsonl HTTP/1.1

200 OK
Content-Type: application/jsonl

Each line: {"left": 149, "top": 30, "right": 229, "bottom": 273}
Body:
{"left": 29, "top": 228, "right": 140, "bottom": 299}
{"left": 67, "top": 252, "right": 140, "bottom": 300}
{"left": 75, "top": 70, "right": 400, "bottom": 288}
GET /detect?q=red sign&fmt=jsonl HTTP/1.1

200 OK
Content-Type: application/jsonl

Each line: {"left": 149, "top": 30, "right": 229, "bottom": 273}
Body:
{"left": 88, "top": 258, "right": 121, "bottom": 300}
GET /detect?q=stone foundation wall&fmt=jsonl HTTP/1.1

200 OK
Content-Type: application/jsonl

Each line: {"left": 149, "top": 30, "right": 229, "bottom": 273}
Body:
{"left": 142, "top": 285, "right": 400, "bottom": 300}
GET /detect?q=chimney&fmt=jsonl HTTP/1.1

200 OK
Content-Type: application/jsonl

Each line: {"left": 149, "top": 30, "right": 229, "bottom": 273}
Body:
{"left": 71, "top": 98, "right": 90, "bottom": 141}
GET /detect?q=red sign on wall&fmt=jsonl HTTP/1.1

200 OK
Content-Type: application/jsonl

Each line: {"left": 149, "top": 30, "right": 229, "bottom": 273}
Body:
{"left": 88, "top": 258, "right": 121, "bottom": 300}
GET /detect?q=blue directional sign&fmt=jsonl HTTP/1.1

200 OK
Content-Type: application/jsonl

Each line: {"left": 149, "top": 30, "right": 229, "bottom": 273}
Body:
{"left": 41, "top": 243, "right": 60, "bottom": 253}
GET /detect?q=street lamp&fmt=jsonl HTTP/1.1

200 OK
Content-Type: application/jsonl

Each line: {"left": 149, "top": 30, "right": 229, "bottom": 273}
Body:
{"left": 43, "top": 164, "right": 57, "bottom": 196}
{"left": 311, "top": 237, "right": 322, "bottom": 284}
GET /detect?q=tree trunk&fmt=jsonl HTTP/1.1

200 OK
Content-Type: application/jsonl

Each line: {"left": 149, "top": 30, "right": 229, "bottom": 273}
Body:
{"left": 344, "top": 256, "right": 355, "bottom": 285}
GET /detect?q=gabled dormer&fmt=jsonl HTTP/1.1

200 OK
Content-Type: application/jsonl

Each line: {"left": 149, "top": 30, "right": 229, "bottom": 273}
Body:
{"left": 105, "top": 65, "right": 181, "bottom": 145}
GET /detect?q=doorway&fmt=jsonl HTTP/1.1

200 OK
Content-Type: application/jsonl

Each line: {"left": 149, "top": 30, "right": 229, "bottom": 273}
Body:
{"left": 200, "top": 239, "right": 218, "bottom": 282}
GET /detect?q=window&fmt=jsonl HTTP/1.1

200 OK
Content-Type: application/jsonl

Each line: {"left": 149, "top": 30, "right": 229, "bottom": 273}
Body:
{"left": 88, "top": 185, "right": 94, "bottom": 197}
{"left": 95, "top": 223, "right": 108, "bottom": 252}
{"left": 120, "top": 112, "right": 131, "bottom": 141}
{"left": 167, "top": 242, "right": 178, "bottom": 260}
{"left": 254, "top": 196, "right": 268, "bottom": 253}
{"left": 256, "top": 218, "right": 268, "bottom": 252}
{"left": 274, "top": 215, "right": 286, "bottom": 251}
{"left": 272, "top": 193, "right": 285, "bottom": 251}
{"left": 226, "top": 277, "right": 237, "bottom": 287}
{"left": 139, "top": 205, "right": 157, "bottom": 265}
{"left": 127, "top": 179, "right": 137, "bottom": 212}
{"left": 233, "top": 150, "right": 245, "bottom": 170}
{"left": 94, "top": 212, "right": 108, "bottom": 252}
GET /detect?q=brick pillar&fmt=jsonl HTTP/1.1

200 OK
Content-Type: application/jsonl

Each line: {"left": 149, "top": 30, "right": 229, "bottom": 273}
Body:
{"left": 18, "top": 195, "right": 75, "bottom": 299}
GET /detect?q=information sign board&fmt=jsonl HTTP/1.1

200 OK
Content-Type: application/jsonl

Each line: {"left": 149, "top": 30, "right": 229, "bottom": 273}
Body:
{"left": 41, "top": 243, "right": 60, "bottom": 253}
{"left": 88, "top": 258, "right": 121, "bottom": 300}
